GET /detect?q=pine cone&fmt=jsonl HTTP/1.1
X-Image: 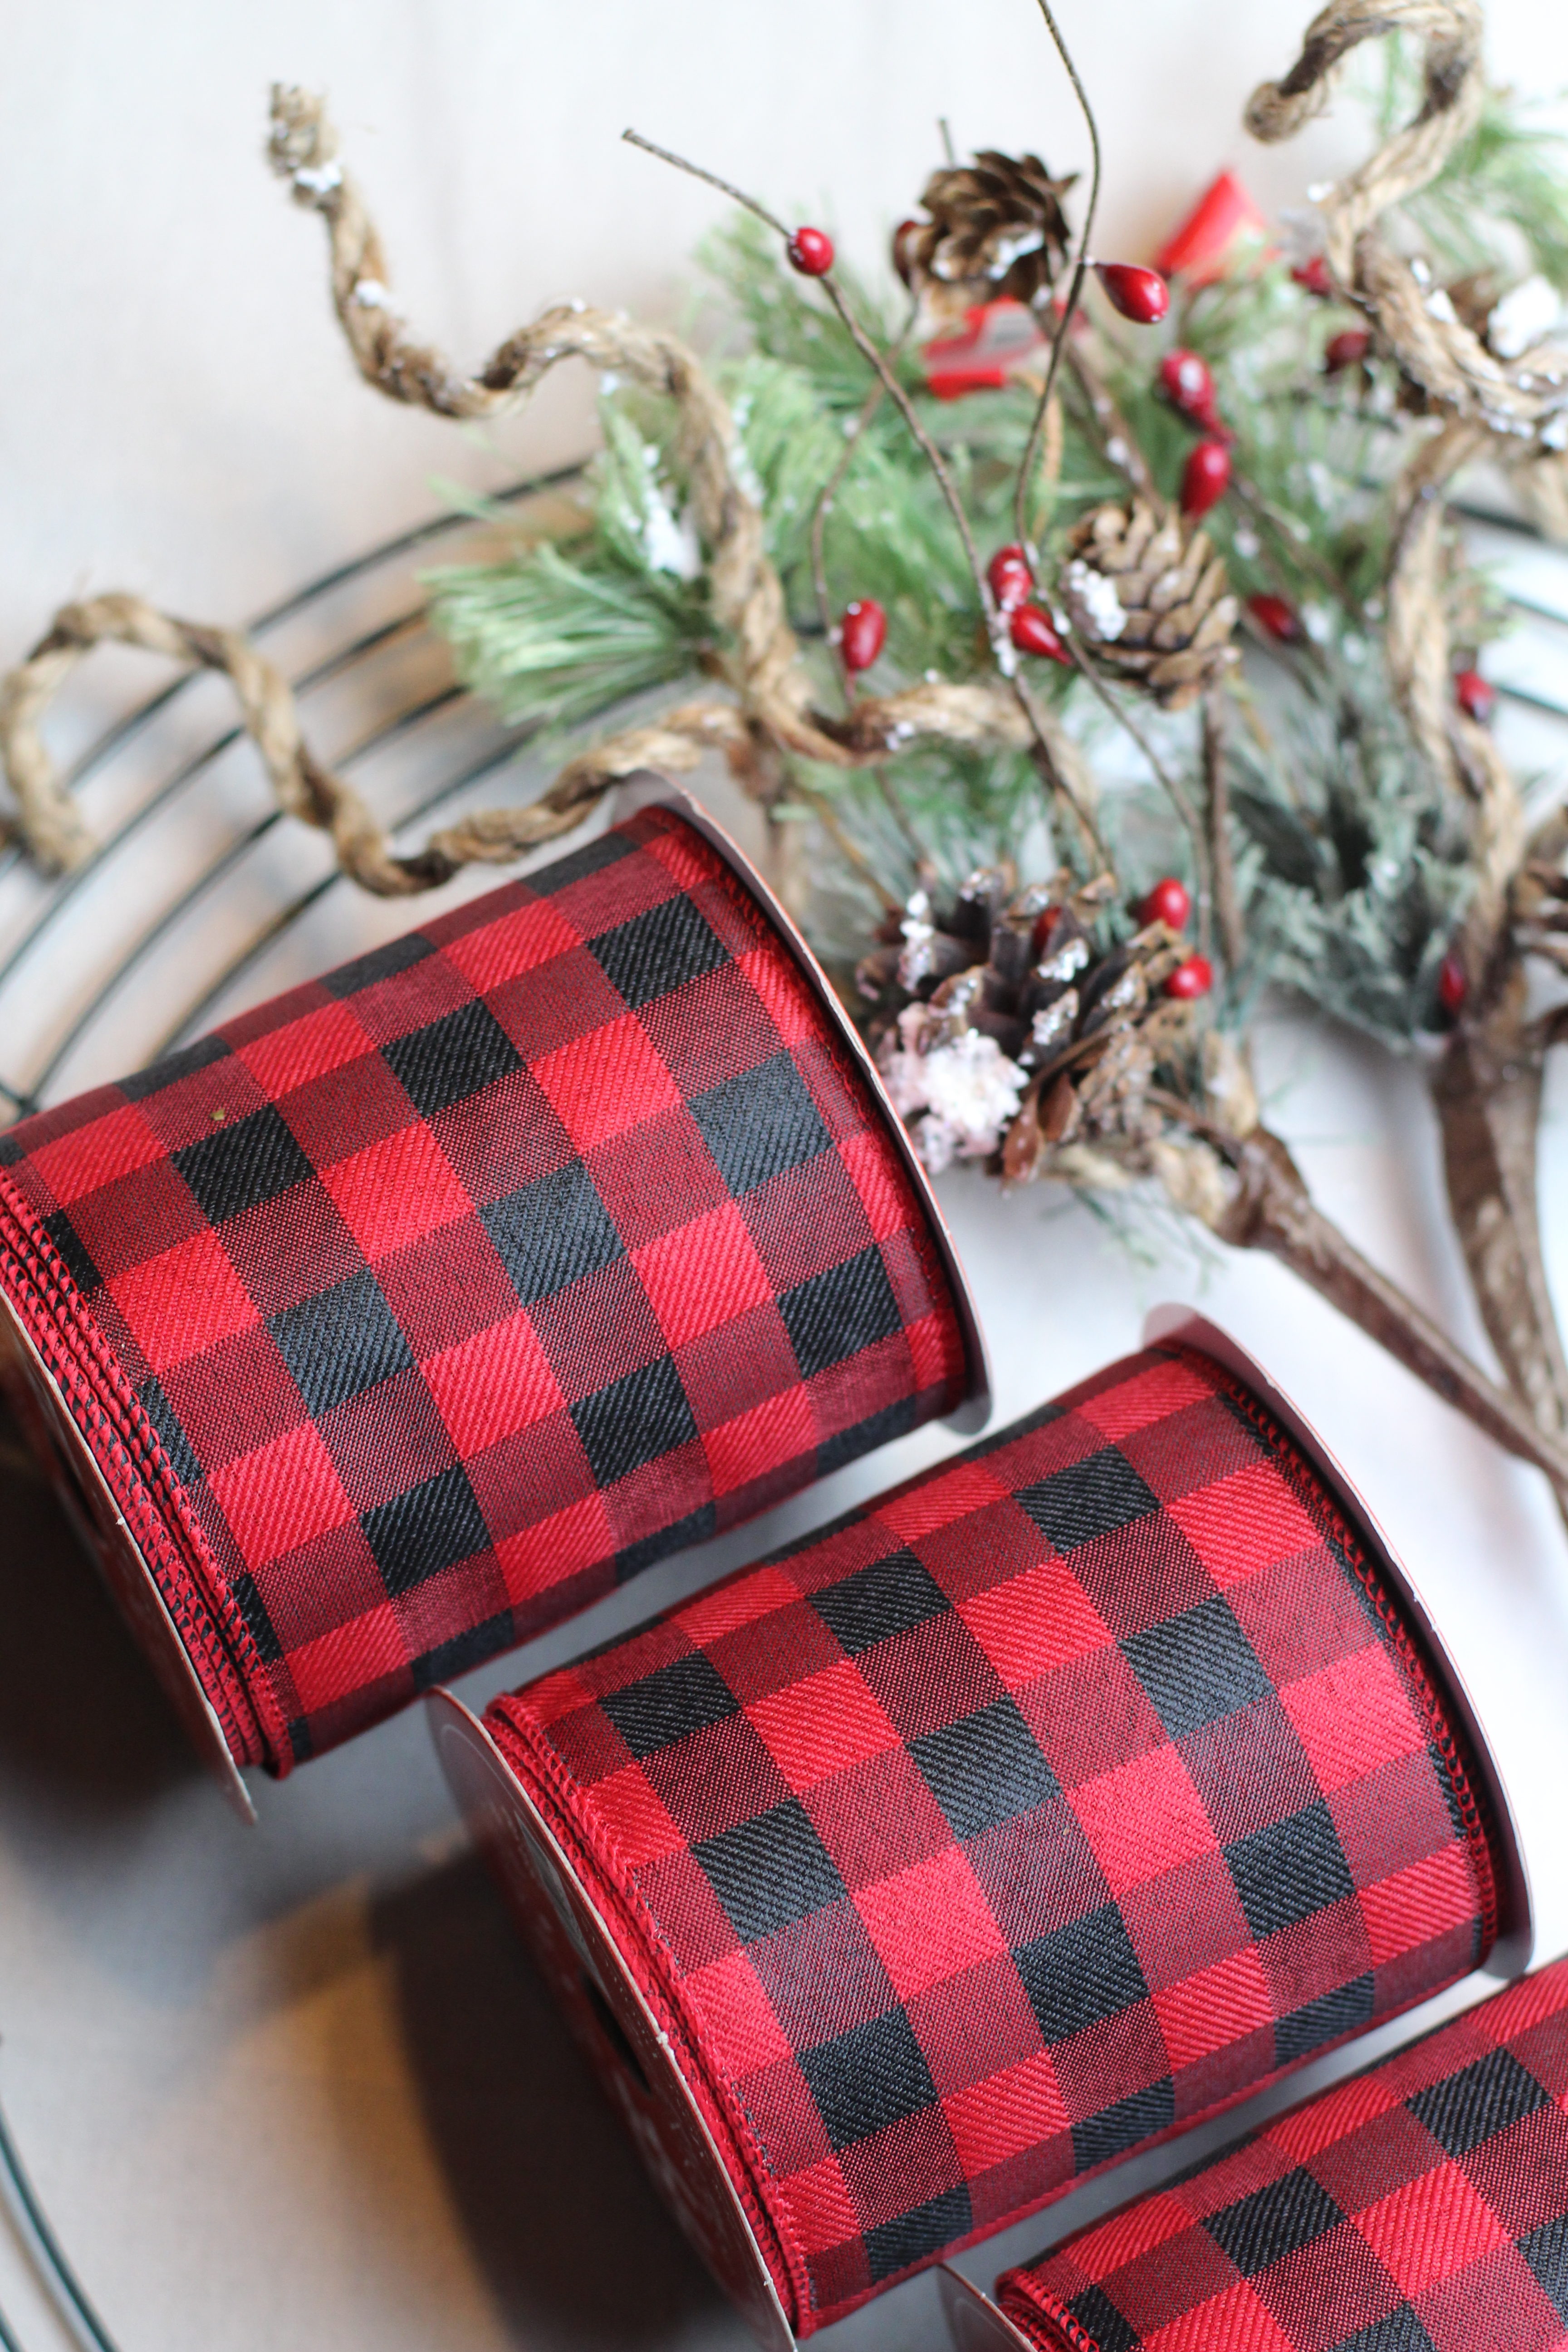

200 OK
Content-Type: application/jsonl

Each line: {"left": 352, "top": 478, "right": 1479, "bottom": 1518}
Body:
{"left": 1059, "top": 500, "right": 1240, "bottom": 712}
{"left": 860, "top": 866, "right": 1196, "bottom": 1176}
{"left": 899, "top": 152, "right": 1076, "bottom": 325}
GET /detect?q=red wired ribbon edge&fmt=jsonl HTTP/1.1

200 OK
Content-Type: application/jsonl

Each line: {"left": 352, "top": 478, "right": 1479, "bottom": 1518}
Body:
{"left": 0, "top": 808, "right": 966, "bottom": 1773}
{"left": 485, "top": 1344, "right": 1501, "bottom": 2337}
{"left": 999, "top": 1954, "right": 1568, "bottom": 2352}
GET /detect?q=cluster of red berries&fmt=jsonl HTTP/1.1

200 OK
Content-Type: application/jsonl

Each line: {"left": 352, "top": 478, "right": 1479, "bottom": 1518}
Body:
{"left": 1135, "top": 875, "right": 1212, "bottom": 999}
{"left": 796, "top": 218, "right": 1176, "bottom": 676}
{"left": 1291, "top": 255, "right": 1376, "bottom": 376}
{"left": 1155, "top": 346, "right": 1234, "bottom": 521}
{"left": 987, "top": 543, "right": 1071, "bottom": 663}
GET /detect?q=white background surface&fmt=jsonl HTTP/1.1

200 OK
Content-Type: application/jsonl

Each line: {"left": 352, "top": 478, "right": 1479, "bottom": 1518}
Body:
{"left": 2, "top": 5, "right": 1568, "bottom": 2351}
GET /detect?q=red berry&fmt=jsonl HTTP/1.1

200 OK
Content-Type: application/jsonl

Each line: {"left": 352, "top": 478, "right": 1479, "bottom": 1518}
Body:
{"left": 1138, "top": 877, "right": 1191, "bottom": 931}
{"left": 839, "top": 598, "right": 887, "bottom": 672}
{"left": 1437, "top": 951, "right": 1468, "bottom": 1017}
{"left": 1324, "top": 327, "right": 1371, "bottom": 374}
{"left": 1292, "top": 255, "right": 1334, "bottom": 298}
{"left": 1094, "top": 263, "right": 1170, "bottom": 324}
{"left": 787, "top": 225, "right": 834, "bottom": 277}
{"left": 1181, "top": 438, "right": 1232, "bottom": 517}
{"left": 1248, "top": 593, "right": 1302, "bottom": 644}
{"left": 1158, "top": 348, "right": 1216, "bottom": 421}
{"left": 1165, "top": 953, "right": 1214, "bottom": 1000}
{"left": 987, "top": 543, "right": 1034, "bottom": 611}
{"left": 1009, "top": 603, "right": 1072, "bottom": 664}
{"left": 1455, "top": 668, "right": 1496, "bottom": 723}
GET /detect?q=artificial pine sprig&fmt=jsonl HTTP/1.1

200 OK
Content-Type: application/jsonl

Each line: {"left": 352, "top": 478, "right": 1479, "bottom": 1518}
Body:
{"left": 427, "top": 406, "right": 713, "bottom": 730}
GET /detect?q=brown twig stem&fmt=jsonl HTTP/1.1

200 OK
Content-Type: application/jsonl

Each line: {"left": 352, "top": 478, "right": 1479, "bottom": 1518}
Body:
{"left": 1015, "top": 0, "right": 1105, "bottom": 557}
{"left": 1221, "top": 1127, "right": 1568, "bottom": 1504}
{"left": 1203, "top": 689, "right": 1244, "bottom": 970}
{"left": 1145, "top": 1103, "right": 1568, "bottom": 1503}
{"left": 1066, "top": 635, "right": 1209, "bottom": 906}
{"left": 621, "top": 129, "right": 791, "bottom": 240}
{"left": 808, "top": 273, "right": 1107, "bottom": 866}
{"left": 791, "top": 782, "right": 903, "bottom": 911}
{"left": 1062, "top": 343, "right": 1157, "bottom": 503}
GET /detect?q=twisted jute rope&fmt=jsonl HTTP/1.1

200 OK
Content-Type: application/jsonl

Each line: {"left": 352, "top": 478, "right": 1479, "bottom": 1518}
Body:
{"left": 1247, "top": 0, "right": 1568, "bottom": 444}
{"left": 1248, "top": 0, "right": 1536, "bottom": 981}
{"left": 0, "top": 87, "right": 1082, "bottom": 892}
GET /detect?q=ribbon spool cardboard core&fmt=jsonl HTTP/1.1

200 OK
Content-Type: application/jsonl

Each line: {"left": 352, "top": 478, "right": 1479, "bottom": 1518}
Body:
{"left": 0, "top": 1282, "right": 255, "bottom": 1820}
{"left": 430, "top": 1689, "right": 798, "bottom": 2352}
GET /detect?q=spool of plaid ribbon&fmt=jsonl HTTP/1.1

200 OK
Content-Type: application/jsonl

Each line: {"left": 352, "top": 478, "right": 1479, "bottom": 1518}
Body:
{"left": 432, "top": 1328, "right": 1525, "bottom": 2347}
{"left": 0, "top": 787, "right": 980, "bottom": 1806}
{"left": 990, "top": 1953, "right": 1568, "bottom": 2352}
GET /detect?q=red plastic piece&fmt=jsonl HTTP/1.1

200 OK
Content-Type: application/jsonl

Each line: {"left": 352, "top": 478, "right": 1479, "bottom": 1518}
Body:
{"left": 1010, "top": 603, "right": 1072, "bottom": 664}
{"left": 1249, "top": 592, "right": 1303, "bottom": 643}
{"left": 1455, "top": 667, "right": 1496, "bottom": 723}
{"left": 987, "top": 544, "right": 1035, "bottom": 612}
{"left": 1094, "top": 262, "right": 1170, "bottom": 323}
{"left": 787, "top": 225, "right": 834, "bottom": 277}
{"left": 838, "top": 598, "right": 887, "bottom": 673}
{"left": 1138, "top": 876, "right": 1191, "bottom": 931}
{"left": 1181, "top": 438, "right": 1232, "bottom": 517}
{"left": 1154, "top": 170, "right": 1271, "bottom": 287}
{"left": 922, "top": 299, "right": 1050, "bottom": 400}
{"left": 1164, "top": 953, "right": 1214, "bottom": 1000}
{"left": 1325, "top": 326, "right": 1372, "bottom": 373}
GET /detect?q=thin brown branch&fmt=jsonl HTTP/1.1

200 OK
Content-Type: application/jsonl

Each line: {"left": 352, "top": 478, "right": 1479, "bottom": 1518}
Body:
{"left": 1230, "top": 470, "right": 1363, "bottom": 625}
{"left": 791, "top": 781, "right": 903, "bottom": 912}
{"left": 1066, "top": 636, "right": 1209, "bottom": 906}
{"left": 620, "top": 125, "right": 1112, "bottom": 871}
{"left": 810, "top": 273, "right": 1106, "bottom": 864}
{"left": 1062, "top": 343, "right": 1158, "bottom": 502}
{"left": 1014, "top": 0, "right": 1105, "bottom": 553}
{"left": 622, "top": 130, "right": 790, "bottom": 239}
{"left": 1203, "top": 688, "right": 1244, "bottom": 971}
{"left": 816, "top": 279, "right": 995, "bottom": 629}
{"left": 809, "top": 300, "right": 917, "bottom": 654}
{"left": 871, "top": 768, "right": 929, "bottom": 864}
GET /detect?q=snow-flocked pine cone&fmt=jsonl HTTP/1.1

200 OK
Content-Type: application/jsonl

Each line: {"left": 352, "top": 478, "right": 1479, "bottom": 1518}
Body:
{"left": 857, "top": 865, "right": 1195, "bottom": 1175}
{"left": 897, "top": 151, "right": 1076, "bottom": 325}
{"left": 1060, "top": 499, "right": 1240, "bottom": 712}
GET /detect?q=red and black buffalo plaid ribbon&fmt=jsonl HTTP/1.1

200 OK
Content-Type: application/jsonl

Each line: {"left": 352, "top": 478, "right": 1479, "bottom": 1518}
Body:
{"left": 998, "top": 1955, "right": 1568, "bottom": 2352}
{"left": 0, "top": 806, "right": 966, "bottom": 1773}
{"left": 483, "top": 1343, "right": 1501, "bottom": 2335}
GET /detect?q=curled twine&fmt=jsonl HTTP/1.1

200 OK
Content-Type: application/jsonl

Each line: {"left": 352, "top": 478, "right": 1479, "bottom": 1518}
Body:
{"left": 1247, "top": 0, "right": 1536, "bottom": 983}
{"left": 1247, "top": 0, "right": 1568, "bottom": 445}
{"left": 0, "top": 87, "right": 1083, "bottom": 890}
